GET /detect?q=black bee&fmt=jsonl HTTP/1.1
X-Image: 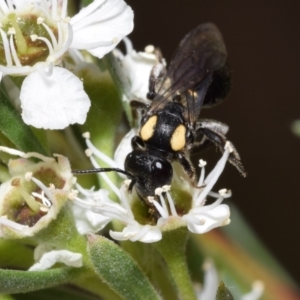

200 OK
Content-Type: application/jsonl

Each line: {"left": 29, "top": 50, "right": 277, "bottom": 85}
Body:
{"left": 74, "top": 23, "right": 246, "bottom": 211}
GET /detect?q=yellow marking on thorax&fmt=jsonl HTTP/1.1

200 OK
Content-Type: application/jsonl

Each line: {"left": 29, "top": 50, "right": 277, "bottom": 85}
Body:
{"left": 170, "top": 125, "right": 186, "bottom": 151}
{"left": 140, "top": 115, "right": 157, "bottom": 141}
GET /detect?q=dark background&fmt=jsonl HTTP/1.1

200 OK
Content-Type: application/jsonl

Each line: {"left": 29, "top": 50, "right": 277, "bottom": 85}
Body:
{"left": 126, "top": 0, "right": 300, "bottom": 284}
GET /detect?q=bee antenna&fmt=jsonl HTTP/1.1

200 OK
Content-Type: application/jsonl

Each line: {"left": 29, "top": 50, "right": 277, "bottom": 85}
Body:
{"left": 72, "top": 168, "right": 133, "bottom": 178}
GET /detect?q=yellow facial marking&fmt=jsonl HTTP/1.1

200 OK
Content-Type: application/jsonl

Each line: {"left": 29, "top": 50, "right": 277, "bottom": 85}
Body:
{"left": 140, "top": 115, "right": 157, "bottom": 141}
{"left": 170, "top": 125, "right": 186, "bottom": 151}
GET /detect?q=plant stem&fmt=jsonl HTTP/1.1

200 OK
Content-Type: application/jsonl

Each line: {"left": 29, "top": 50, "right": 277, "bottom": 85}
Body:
{"left": 154, "top": 227, "right": 197, "bottom": 300}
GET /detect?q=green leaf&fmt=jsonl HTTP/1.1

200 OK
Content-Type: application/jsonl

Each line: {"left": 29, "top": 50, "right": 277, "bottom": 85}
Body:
{"left": 0, "top": 267, "right": 80, "bottom": 294}
{"left": 87, "top": 234, "right": 162, "bottom": 300}
{"left": 0, "top": 295, "right": 14, "bottom": 300}
{"left": 0, "top": 86, "right": 46, "bottom": 155}
{"left": 12, "top": 286, "right": 100, "bottom": 300}
{"left": 121, "top": 241, "right": 179, "bottom": 300}
{"left": 0, "top": 240, "right": 34, "bottom": 269}
{"left": 216, "top": 281, "right": 235, "bottom": 300}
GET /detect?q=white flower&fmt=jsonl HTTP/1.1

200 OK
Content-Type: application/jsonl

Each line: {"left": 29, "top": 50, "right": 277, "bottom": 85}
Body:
{"left": 146, "top": 143, "right": 231, "bottom": 234}
{"left": 71, "top": 184, "right": 112, "bottom": 235}
{"left": 196, "top": 260, "right": 264, "bottom": 300}
{"left": 196, "top": 260, "right": 219, "bottom": 300}
{"left": 73, "top": 180, "right": 162, "bottom": 242}
{"left": 70, "top": 0, "right": 134, "bottom": 58}
{"left": 71, "top": 132, "right": 232, "bottom": 242}
{"left": 29, "top": 244, "right": 82, "bottom": 271}
{"left": 114, "top": 38, "right": 160, "bottom": 101}
{"left": 0, "top": 0, "right": 134, "bottom": 129}
{"left": 0, "top": 146, "right": 73, "bottom": 239}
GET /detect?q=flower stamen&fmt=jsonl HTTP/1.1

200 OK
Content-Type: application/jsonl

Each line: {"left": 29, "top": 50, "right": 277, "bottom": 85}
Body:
{"left": 31, "top": 34, "right": 54, "bottom": 56}
{"left": 61, "top": 0, "right": 68, "bottom": 19}
{"left": 166, "top": 191, "right": 178, "bottom": 216}
{"left": 9, "top": 34, "right": 22, "bottom": 67}
{"left": 0, "top": 28, "right": 12, "bottom": 66}
{"left": 89, "top": 155, "right": 121, "bottom": 199}
{"left": 148, "top": 196, "right": 168, "bottom": 218}
{"left": 194, "top": 146, "right": 230, "bottom": 207}
{"left": 30, "top": 177, "right": 54, "bottom": 203}
{"left": 0, "top": 216, "right": 29, "bottom": 231}
{"left": 32, "top": 191, "right": 52, "bottom": 208}
{"left": 51, "top": 0, "right": 58, "bottom": 20}
{"left": 41, "top": 22, "right": 58, "bottom": 49}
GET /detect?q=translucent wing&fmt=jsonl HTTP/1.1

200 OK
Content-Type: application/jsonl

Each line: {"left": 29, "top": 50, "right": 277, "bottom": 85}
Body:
{"left": 148, "top": 23, "right": 227, "bottom": 125}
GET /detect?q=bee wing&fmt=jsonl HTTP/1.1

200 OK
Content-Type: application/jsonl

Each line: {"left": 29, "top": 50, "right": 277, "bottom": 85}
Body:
{"left": 148, "top": 23, "right": 227, "bottom": 125}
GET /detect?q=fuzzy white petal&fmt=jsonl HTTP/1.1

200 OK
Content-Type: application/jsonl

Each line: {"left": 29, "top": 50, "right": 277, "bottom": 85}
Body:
{"left": 71, "top": 191, "right": 112, "bottom": 235}
{"left": 184, "top": 204, "right": 230, "bottom": 234}
{"left": 121, "top": 49, "right": 156, "bottom": 100}
{"left": 20, "top": 67, "right": 91, "bottom": 129}
{"left": 70, "top": 0, "right": 134, "bottom": 58}
{"left": 28, "top": 250, "right": 82, "bottom": 271}
{"left": 110, "top": 223, "right": 162, "bottom": 243}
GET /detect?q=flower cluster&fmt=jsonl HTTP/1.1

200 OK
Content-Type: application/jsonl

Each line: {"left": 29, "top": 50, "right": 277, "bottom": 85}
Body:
{"left": 71, "top": 131, "right": 232, "bottom": 243}
{"left": 0, "top": 4, "right": 274, "bottom": 298}
{"left": 0, "top": 0, "right": 133, "bottom": 129}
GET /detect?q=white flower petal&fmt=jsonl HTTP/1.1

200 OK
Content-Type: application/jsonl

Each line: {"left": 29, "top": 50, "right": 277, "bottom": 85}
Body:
{"left": 71, "top": 190, "right": 112, "bottom": 235}
{"left": 184, "top": 204, "right": 230, "bottom": 234}
{"left": 139, "top": 229, "right": 162, "bottom": 243}
{"left": 71, "top": 0, "right": 134, "bottom": 58}
{"left": 109, "top": 223, "right": 162, "bottom": 243}
{"left": 114, "top": 128, "right": 136, "bottom": 171}
{"left": 241, "top": 281, "right": 264, "bottom": 300}
{"left": 121, "top": 48, "right": 157, "bottom": 100}
{"left": 20, "top": 67, "right": 91, "bottom": 129}
{"left": 197, "top": 261, "right": 219, "bottom": 300}
{"left": 28, "top": 250, "right": 82, "bottom": 271}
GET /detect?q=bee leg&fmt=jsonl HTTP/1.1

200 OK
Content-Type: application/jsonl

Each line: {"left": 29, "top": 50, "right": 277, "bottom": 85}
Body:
{"left": 130, "top": 100, "right": 148, "bottom": 110}
{"left": 147, "top": 48, "right": 167, "bottom": 100}
{"left": 175, "top": 152, "right": 196, "bottom": 182}
{"left": 131, "top": 135, "right": 144, "bottom": 150}
{"left": 191, "top": 120, "right": 229, "bottom": 152}
{"left": 130, "top": 100, "right": 149, "bottom": 126}
{"left": 195, "top": 121, "right": 247, "bottom": 177}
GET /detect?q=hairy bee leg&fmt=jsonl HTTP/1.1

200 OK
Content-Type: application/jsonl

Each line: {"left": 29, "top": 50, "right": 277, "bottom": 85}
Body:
{"left": 130, "top": 100, "right": 149, "bottom": 126}
{"left": 195, "top": 121, "right": 247, "bottom": 177}
{"left": 130, "top": 100, "right": 149, "bottom": 110}
{"left": 176, "top": 152, "right": 196, "bottom": 182}
{"left": 191, "top": 120, "right": 229, "bottom": 153}
{"left": 147, "top": 49, "right": 167, "bottom": 100}
{"left": 131, "top": 135, "right": 144, "bottom": 150}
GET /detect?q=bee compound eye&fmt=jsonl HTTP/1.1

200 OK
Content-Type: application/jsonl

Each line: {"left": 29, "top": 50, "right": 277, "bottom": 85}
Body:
{"left": 151, "top": 159, "right": 173, "bottom": 179}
